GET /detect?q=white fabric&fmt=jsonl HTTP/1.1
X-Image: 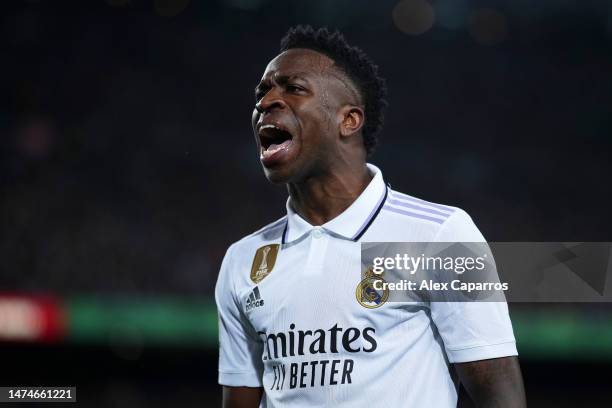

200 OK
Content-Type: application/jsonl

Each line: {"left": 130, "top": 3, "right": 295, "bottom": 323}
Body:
{"left": 215, "top": 163, "right": 517, "bottom": 407}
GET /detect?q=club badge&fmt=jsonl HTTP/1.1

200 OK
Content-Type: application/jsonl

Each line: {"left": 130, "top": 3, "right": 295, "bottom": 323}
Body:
{"left": 356, "top": 267, "right": 389, "bottom": 309}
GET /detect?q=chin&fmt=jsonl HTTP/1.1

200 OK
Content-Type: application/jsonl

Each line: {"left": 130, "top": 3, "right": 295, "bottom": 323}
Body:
{"left": 262, "top": 159, "right": 311, "bottom": 184}
{"left": 262, "top": 165, "right": 293, "bottom": 185}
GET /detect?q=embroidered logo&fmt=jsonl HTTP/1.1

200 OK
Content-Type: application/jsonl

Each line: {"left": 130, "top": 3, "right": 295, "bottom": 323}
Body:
{"left": 356, "top": 267, "right": 389, "bottom": 309}
{"left": 246, "top": 286, "right": 264, "bottom": 311}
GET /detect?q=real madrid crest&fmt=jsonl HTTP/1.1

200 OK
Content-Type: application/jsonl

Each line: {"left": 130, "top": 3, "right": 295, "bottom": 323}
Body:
{"left": 250, "top": 244, "right": 280, "bottom": 283}
{"left": 356, "top": 267, "right": 389, "bottom": 309}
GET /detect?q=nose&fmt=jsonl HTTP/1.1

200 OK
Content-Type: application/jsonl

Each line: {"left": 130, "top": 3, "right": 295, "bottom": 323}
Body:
{"left": 255, "top": 87, "right": 286, "bottom": 114}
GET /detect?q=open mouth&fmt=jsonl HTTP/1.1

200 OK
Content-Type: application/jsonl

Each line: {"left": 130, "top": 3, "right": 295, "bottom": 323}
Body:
{"left": 258, "top": 124, "right": 294, "bottom": 162}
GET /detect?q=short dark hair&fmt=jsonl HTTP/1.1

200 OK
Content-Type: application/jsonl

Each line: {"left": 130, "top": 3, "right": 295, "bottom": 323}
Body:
{"left": 280, "top": 25, "right": 388, "bottom": 156}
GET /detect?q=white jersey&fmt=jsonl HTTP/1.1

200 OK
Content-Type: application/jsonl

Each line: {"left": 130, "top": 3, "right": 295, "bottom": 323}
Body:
{"left": 215, "top": 164, "right": 517, "bottom": 407}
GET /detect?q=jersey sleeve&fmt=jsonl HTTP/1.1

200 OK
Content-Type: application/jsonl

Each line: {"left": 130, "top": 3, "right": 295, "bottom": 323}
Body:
{"left": 430, "top": 209, "right": 518, "bottom": 363}
{"left": 215, "top": 244, "right": 264, "bottom": 386}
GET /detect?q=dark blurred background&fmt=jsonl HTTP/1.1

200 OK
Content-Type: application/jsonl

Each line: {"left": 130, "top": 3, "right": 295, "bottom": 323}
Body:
{"left": 1, "top": 0, "right": 611, "bottom": 407}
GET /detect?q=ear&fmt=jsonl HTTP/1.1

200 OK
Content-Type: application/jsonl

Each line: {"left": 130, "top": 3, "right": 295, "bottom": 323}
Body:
{"left": 339, "top": 105, "right": 365, "bottom": 138}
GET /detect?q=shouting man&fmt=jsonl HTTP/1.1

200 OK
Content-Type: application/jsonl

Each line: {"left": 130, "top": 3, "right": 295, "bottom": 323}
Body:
{"left": 215, "top": 25, "right": 526, "bottom": 407}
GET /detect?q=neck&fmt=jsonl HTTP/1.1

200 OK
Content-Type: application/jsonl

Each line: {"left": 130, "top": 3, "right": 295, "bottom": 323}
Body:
{"left": 287, "top": 162, "right": 372, "bottom": 226}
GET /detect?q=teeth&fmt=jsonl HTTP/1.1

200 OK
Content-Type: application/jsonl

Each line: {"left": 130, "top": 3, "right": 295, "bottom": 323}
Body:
{"left": 259, "top": 124, "right": 279, "bottom": 131}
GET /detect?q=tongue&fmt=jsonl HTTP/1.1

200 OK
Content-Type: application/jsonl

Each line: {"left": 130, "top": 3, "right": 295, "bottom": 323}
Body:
{"left": 262, "top": 139, "right": 292, "bottom": 159}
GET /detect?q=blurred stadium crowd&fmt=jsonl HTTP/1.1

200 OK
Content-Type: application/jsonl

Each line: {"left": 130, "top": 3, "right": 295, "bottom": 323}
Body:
{"left": 2, "top": 0, "right": 611, "bottom": 297}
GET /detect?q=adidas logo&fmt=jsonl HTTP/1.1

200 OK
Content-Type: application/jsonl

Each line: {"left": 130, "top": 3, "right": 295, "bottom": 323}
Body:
{"left": 246, "top": 286, "right": 264, "bottom": 311}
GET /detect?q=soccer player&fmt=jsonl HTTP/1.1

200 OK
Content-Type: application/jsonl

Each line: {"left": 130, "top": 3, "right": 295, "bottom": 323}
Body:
{"left": 216, "top": 26, "right": 526, "bottom": 407}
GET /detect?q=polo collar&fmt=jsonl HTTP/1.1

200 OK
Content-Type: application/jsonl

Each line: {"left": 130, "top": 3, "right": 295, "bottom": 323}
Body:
{"left": 282, "top": 163, "right": 388, "bottom": 244}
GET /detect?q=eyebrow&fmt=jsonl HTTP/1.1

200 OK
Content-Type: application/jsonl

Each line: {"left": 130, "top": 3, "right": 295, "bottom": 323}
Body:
{"left": 254, "top": 72, "right": 312, "bottom": 93}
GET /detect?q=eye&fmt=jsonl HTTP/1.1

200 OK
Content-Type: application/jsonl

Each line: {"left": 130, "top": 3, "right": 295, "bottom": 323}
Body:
{"left": 286, "top": 84, "right": 304, "bottom": 94}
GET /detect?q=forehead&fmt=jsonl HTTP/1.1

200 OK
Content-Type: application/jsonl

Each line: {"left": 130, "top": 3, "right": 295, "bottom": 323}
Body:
{"left": 260, "top": 48, "right": 336, "bottom": 80}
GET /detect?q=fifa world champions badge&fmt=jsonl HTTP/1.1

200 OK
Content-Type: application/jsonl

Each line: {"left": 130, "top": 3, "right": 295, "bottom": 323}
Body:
{"left": 251, "top": 244, "right": 280, "bottom": 283}
{"left": 356, "top": 267, "right": 389, "bottom": 308}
